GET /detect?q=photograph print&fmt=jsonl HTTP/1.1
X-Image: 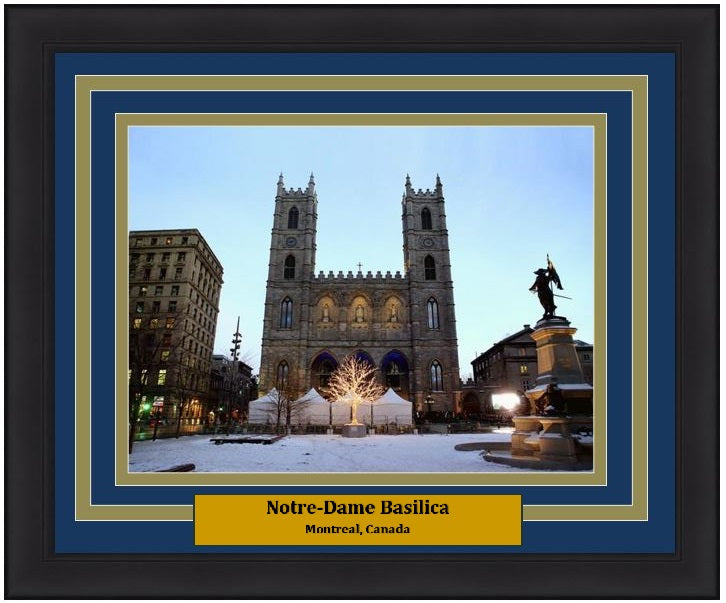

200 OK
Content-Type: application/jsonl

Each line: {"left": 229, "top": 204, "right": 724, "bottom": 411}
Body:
{"left": 126, "top": 124, "right": 596, "bottom": 474}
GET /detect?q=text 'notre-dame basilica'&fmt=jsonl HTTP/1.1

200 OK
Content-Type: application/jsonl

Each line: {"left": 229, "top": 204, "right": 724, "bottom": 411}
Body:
{"left": 258, "top": 173, "right": 461, "bottom": 413}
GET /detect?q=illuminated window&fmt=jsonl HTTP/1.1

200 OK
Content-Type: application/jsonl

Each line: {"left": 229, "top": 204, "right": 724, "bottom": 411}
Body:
{"left": 280, "top": 297, "right": 293, "bottom": 328}
{"left": 161, "top": 350, "right": 170, "bottom": 362}
{"left": 165, "top": 237, "right": 173, "bottom": 245}
{"left": 421, "top": 207, "right": 432, "bottom": 230}
{"left": 149, "top": 318, "right": 159, "bottom": 329}
{"left": 288, "top": 207, "right": 299, "bottom": 229}
{"left": 519, "top": 364, "right": 528, "bottom": 375}
{"left": 141, "top": 369, "right": 148, "bottom": 384}
{"left": 139, "top": 286, "right": 147, "bottom": 297}
{"left": 132, "top": 318, "right": 142, "bottom": 329}
{"left": 426, "top": 297, "right": 440, "bottom": 329}
{"left": 157, "top": 369, "right": 167, "bottom": 385}
{"left": 424, "top": 255, "right": 436, "bottom": 280}
{"left": 166, "top": 317, "right": 176, "bottom": 329}
{"left": 284, "top": 255, "right": 295, "bottom": 279}
{"left": 430, "top": 360, "right": 443, "bottom": 391}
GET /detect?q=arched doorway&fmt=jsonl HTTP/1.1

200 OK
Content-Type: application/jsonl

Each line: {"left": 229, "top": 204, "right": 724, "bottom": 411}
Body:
{"left": 380, "top": 350, "right": 410, "bottom": 399}
{"left": 310, "top": 351, "right": 338, "bottom": 392}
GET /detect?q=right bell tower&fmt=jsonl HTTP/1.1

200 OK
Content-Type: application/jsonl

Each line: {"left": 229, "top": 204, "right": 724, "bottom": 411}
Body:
{"left": 402, "top": 175, "right": 461, "bottom": 413}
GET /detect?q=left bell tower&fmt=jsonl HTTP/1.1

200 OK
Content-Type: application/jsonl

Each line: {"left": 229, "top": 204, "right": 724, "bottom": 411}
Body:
{"left": 259, "top": 173, "right": 317, "bottom": 393}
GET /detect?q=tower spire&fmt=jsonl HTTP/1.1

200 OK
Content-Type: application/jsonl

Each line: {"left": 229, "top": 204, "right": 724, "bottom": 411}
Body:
{"left": 405, "top": 173, "right": 412, "bottom": 194}
{"left": 277, "top": 172, "right": 285, "bottom": 195}
{"left": 307, "top": 172, "right": 315, "bottom": 194}
{"left": 435, "top": 173, "right": 442, "bottom": 193}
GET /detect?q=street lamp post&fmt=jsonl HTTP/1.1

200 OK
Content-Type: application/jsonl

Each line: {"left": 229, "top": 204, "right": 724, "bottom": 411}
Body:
{"left": 424, "top": 393, "right": 435, "bottom": 418}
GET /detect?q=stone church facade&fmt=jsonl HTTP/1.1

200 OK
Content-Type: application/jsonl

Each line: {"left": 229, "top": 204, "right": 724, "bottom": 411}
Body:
{"left": 258, "top": 174, "right": 461, "bottom": 413}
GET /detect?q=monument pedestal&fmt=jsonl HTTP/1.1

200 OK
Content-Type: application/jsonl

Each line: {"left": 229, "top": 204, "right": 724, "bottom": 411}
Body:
{"left": 342, "top": 423, "right": 367, "bottom": 438}
{"left": 491, "top": 316, "right": 594, "bottom": 470}
{"left": 524, "top": 316, "right": 593, "bottom": 416}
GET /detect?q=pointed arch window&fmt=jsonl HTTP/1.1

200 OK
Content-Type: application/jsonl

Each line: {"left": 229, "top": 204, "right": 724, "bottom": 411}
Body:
{"left": 421, "top": 207, "right": 432, "bottom": 230}
{"left": 280, "top": 297, "right": 293, "bottom": 328}
{"left": 424, "top": 255, "right": 436, "bottom": 280}
{"left": 430, "top": 360, "right": 443, "bottom": 391}
{"left": 284, "top": 255, "right": 295, "bottom": 279}
{"left": 276, "top": 361, "right": 289, "bottom": 390}
{"left": 427, "top": 297, "right": 440, "bottom": 329}
{"left": 287, "top": 207, "right": 299, "bottom": 229}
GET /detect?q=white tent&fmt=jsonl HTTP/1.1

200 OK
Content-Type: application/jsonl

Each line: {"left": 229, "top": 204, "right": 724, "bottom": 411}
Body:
{"left": 247, "top": 388, "right": 278, "bottom": 424}
{"left": 295, "top": 388, "right": 330, "bottom": 426}
{"left": 356, "top": 388, "right": 413, "bottom": 426}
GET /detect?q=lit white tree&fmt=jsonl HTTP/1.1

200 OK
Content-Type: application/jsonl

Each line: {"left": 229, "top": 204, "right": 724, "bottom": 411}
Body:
{"left": 326, "top": 356, "right": 385, "bottom": 425}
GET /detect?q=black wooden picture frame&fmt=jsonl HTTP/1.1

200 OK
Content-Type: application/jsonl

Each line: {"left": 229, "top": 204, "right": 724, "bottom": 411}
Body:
{"left": 5, "top": 6, "right": 718, "bottom": 599}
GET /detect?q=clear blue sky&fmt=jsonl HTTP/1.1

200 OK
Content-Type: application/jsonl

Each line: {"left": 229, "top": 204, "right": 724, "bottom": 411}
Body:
{"left": 129, "top": 126, "right": 594, "bottom": 377}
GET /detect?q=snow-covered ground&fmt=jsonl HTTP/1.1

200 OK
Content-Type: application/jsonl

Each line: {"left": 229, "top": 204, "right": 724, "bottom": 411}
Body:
{"left": 128, "top": 430, "right": 533, "bottom": 473}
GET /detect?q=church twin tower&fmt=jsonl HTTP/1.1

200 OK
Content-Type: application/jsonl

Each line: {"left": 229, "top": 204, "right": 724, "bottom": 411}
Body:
{"left": 259, "top": 174, "right": 461, "bottom": 413}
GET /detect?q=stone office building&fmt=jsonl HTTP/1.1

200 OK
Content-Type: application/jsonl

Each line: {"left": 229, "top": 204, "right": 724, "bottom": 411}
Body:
{"left": 128, "top": 229, "right": 224, "bottom": 423}
{"left": 258, "top": 174, "right": 461, "bottom": 413}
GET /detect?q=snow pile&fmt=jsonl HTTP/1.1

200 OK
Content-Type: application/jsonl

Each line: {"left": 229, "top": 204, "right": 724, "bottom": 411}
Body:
{"left": 128, "top": 431, "right": 532, "bottom": 474}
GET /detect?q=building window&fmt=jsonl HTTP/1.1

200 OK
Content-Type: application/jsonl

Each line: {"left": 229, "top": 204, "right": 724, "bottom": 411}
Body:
{"left": 161, "top": 351, "right": 170, "bottom": 362}
{"left": 159, "top": 268, "right": 167, "bottom": 280}
{"left": 426, "top": 297, "right": 440, "bottom": 329}
{"left": 162, "top": 333, "right": 172, "bottom": 347}
{"left": 145, "top": 253, "right": 154, "bottom": 262}
{"left": 143, "top": 268, "right": 151, "bottom": 281}
{"left": 522, "top": 379, "right": 530, "bottom": 390}
{"left": 132, "top": 318, "right": 142, "bottom": 329}
{"left": 135, "top": 301, "right": 144, "bottom": 313}
{"left": 519, "top": 364, "right": 529, "bottom": 375}
{"left": 157, "top": 369, "right": 167, "bottom": 385}
{"left": 150, "top": 238, "right": 157, "bottom": 245}
{"left": 181, "top": 236, "right": 188, "bottom": 245}
{"left": 280, "top": 297, "right": 293, "bottom": 328}
{"left": 421, "top": 207, "right": 432, "bottom": 230}
{"left": 152, "top": 301, "right": 161, "bottom": 313}
{"left": 177, "top": 252, "right": 186, "bottom": 262}
{"left": 139, "top": 286, "right": 147, "bottom": 297}
{"left": 430, "top": 360, "right": 443, "bottom": 391}
{"left": 165, "top": 237, "right": 173, "bottom": 245}
{"left": 174, "top": 267, "right": 183, "bottom": 279}
{"left": 149, "top": 318, "right": 159, "bottom": 329}
{"left": 424, "top": 255, "right": 436, "bottom": 280}
{"left": 583, "top": 353, "right": 591, "bottom": 361}
{"left": 161, "top": 252, "right": 170, "bottom": 262}
{"left": 287, "top": 207, "right": 299, "bottom": 229}
{"left": 284, "top": 255, "right": 295, "bottom": 279}
{"left": 166, "top": 317, "right": 176, "bottom": 329}
{"left": 276, "top": 361, "right": 289, "bottom": 390}
{"left": 154, "top": 285, "right": 163, "bottom": 296}
{"left": 171, "top": 285, "right": 179, "bottom": 297}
